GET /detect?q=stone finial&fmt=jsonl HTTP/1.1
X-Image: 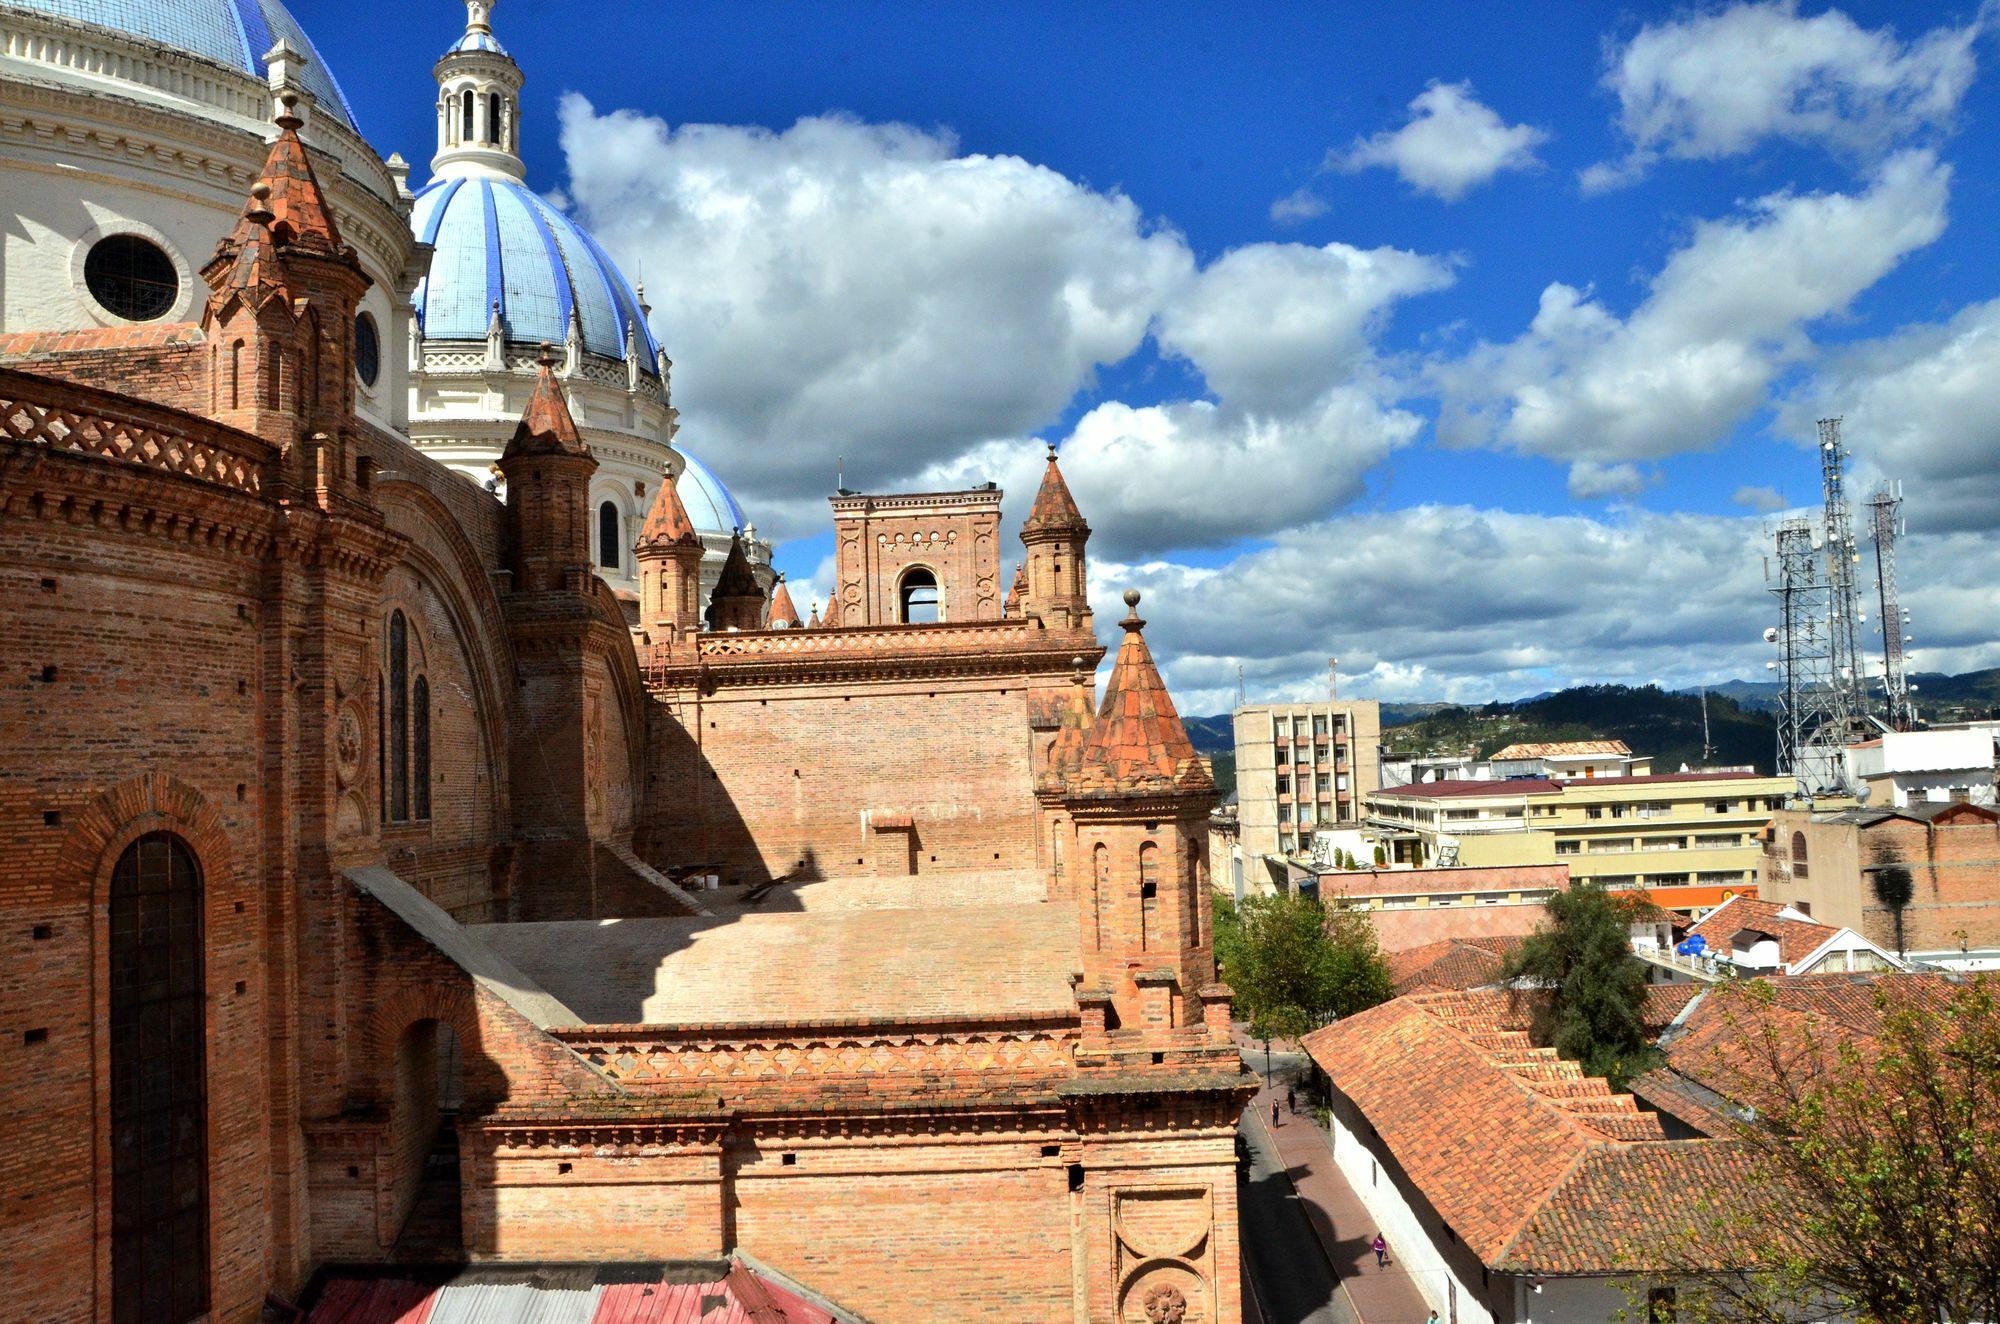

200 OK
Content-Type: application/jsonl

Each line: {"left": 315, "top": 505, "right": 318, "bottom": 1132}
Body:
{"left": 246, "top": 181, "right": 274, "bottom": 226}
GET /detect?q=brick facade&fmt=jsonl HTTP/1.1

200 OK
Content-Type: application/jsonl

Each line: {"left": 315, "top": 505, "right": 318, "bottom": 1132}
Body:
{"left": 0, "top": 93, "right": 1250, "bottom": 1324}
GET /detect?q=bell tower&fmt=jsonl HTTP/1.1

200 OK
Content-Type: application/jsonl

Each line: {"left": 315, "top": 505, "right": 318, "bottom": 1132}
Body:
{"left": 432, "top": 0, "right": 527, "bottom": 182}
{"left": 1020, "top": 444, "right": 1092, "bottom": 632}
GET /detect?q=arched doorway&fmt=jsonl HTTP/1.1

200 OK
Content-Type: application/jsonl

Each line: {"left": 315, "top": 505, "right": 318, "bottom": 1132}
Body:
{"left": 390, "top": 1019, "right": 464, "bottom": 1261}
{"left": 109, "top": 832, "right": 208, "bottom": 1324}
{"left": 899, "top": 567, "right": 940, "bottom": 624}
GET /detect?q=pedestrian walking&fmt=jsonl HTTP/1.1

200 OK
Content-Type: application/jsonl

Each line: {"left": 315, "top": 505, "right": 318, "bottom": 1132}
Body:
{"left": 1371, "top": 1233, "right": 1388, "bottom": 1268}
{"left": 1286, "top": 1084, "right": 1297, "bottom": 1114}
{"left": 1271, "top": 1099, "right": 1282, "bottom": 1127}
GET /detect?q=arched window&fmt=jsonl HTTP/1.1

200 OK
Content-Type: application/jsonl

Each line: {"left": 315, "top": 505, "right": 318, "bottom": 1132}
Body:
{"left": 1091, "top": 843, "right": 1109, "bottom": 950}
{"left": 488, "top": 92, "right": 502, "bottom": 145}
{"left": 412, "top": 675, "right": 431, "bottom": 822}
{"left": 899, "top": 567, "right": 939, "bottom": 624}
{"left": 387, "top": 610, "right": 409, "bottom": 823}
{"left": 1791, "top": 831, "right": 1809, "bottom": 879}
{"left": 598, "top": 501, "right": 622, "bottom": 570}
{"left": 1139, "top": 841, "right": 1159, "bottom": 951}
{"left": 110, "top": 832, "right": 208, "bottom": 1323}
{"left": 460, "top": 88, "right": 474, "bottom": 144}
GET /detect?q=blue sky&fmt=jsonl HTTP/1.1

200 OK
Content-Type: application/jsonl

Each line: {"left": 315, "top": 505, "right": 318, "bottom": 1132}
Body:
{"left": 314, "top": 1, "right": 2000, "bottom": 712}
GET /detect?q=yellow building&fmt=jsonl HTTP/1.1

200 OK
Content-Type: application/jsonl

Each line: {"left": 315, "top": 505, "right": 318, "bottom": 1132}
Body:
{"left": 1365, "top": 770, "right": 1800, "bottom": 912}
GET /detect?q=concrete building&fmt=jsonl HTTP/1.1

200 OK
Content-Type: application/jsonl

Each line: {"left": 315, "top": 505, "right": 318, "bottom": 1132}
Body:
{"left": 1316, "top": 862, "right": 1569, "bottom": 951}
{"left": 1842, "top": 727, "right": 1996, "bottom": 809}
{"left": 1366, "top": 769, "right": 1798, "bottom": 913}
{"left": 1756, "top": 801, "right": 2000, "bottom": 967}
{"left": 1232, "top": 699, "right": 1381, "bottom": 864}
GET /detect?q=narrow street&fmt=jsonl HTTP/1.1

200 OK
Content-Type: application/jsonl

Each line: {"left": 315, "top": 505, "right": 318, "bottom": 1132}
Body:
{"left": 1238, "top": 1094, "right": 1355, "bottom": 1324}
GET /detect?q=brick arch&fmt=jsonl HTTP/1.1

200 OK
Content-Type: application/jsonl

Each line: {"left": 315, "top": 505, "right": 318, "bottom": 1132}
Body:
{"left": 55, "top": 771, "right": 236, "bottom": 899}
{"left": 362, "top": 981, "right": 478, "bottom": 1103}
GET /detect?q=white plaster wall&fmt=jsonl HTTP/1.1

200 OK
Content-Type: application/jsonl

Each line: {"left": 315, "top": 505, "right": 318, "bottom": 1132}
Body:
{"left": 1326, "top": 1103, "right": 1491, "bottom": 1324}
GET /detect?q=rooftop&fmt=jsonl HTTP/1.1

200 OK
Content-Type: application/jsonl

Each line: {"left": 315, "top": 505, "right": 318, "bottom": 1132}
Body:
{"left": 1372, "top": 769, "right": 1784, "bottom": 801}
{"left": 1687, "top": 896, "right": 1842, "bottom": 970}
{"left": 470, "top": 903, "right": 1079, "bottom": 1028}
{"left": 303, "top": 1258, "right": 845, "bottom": 1323}
{"left": 1490, "top": 740, "right": 1632, "bottom": 760}
{"left": 1385, "top": 937, "right": 1522, "bottom": 994}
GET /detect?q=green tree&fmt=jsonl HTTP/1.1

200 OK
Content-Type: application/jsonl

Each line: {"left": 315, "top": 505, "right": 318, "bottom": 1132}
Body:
{"left": 1635, "top": 976, "right": 2000, "bottom": 1324}
{"left": 1506, "top": 881, "right": 1655, "bottom": 1085}
{"left": 1215, "top": 891, "right": 1393, "bottom": 1041}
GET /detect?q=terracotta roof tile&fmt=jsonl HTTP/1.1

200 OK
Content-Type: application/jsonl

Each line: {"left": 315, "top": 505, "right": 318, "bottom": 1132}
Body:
{"left": 1022, "top": 447, "right": 1087, "bottom": 535}
{"left": 260, "top": 100, "right": 343, "bottom": 254}
{"left": 1039, "top": 661, "right": 1098, "bottom": 792}
{"left": 1386, "top": 937, "right": 1521, "bottom": 994}
{"left": 502, "top": 348, "right": 590, "bottom": 459}
{"left": 768, "top": 577, "right": 802, "bottom": 628}
{"left": 1688, "top": 896, "right": 1841, "bottom": 968}
{"left": 1490, "top": 740, "right": 1633, "bottom": 760}
{"left": 1072, "top": 591, "right": 1207, "bottom": 796}
{"left": 637, "top": 473, "right": 702, "bottom": 549}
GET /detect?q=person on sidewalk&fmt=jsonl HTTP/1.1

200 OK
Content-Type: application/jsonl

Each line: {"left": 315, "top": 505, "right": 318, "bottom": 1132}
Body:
{"left": 1271, "top": 1100, "right": 1282, "bottom": 1127}
{"left": 1371, "top": 1233, "right": 1388, "bottom": 1267}
{"left": 1286, "top": 1084, "right": 1297, "bottom": 1114}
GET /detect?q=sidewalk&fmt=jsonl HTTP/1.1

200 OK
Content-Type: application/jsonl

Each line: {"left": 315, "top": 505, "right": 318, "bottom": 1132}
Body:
{"left": 1248, "top": 1079, "right": 1434, "bottom": 1324}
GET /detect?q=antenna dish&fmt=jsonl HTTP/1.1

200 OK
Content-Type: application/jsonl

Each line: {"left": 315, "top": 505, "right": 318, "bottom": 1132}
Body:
{"left": 1762, "top": 627, "right": 1779, "bottom": 644}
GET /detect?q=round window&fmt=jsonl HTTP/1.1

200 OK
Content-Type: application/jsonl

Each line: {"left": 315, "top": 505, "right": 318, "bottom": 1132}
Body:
{"left": 83, "top": 234, "right": 178, "bottom": 321}
{"left": 354, "top": 311, "right": 381, "bottom": 388}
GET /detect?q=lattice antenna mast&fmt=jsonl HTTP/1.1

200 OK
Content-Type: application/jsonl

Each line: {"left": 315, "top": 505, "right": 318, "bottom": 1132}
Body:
{"left": 1868, "top": 482, "right": 1916, "bottom": 731}
{"left": 1235, "top": 664, "right": 1247, "bottom": 709}
{"left": 1769, "top": 519, "right": 1850, "bottom": 800}
{"left": 1817, "top": 418, "right": 1869, "bottom": 728}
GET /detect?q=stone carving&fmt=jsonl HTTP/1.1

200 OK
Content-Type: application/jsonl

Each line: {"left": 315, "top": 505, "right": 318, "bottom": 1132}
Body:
{"left": 1143, "top": 1284, "right": 1188, "bottom": 1324}
{"left": 334, "top": 703, "right": 365, "bottom": 786}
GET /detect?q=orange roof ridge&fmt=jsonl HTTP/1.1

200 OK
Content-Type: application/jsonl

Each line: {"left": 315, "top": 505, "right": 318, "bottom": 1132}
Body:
{"left": 260, "top": 94, "right": 344, "bottom": 255}
{"left": 639, "top": 472, "right": 703, "bottom": 548}
{"left": 1022, "top": 443, "right": 1087, "bottom": 535}
{"left": 768, "top": 576, "right": 801, "bottom": 628}
{"left": 1073, "top": 590, "right": 1207, "bottom": 795}
{"left": 503, "top": 345, "right": 590, "bottom": 458}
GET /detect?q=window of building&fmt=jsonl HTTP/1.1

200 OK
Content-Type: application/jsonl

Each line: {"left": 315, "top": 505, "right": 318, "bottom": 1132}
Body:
{"left": 84, "top": 234, "right": 178, "bottom": 322}
{"left": 461, "top": 87, "right": 474, "bottom": 140}
{"left": 1711, "top": 800, "right": 1733, "bottom": 814}
{"left": 1278, "top": 804, "right": 1292, "bottom": 824}
{"left": 1316, "top": 775, "right": 1330, "bottom": 795}
{"left": 1276, "top": 746, "right": 1289, "bottom": 765}
{"left": 412, "top": 676, "right": 431, "bottom": 822}
{"left": 1313, "top": 715, "right": 1328, "bottom": 737}
{"left": 1790, "top": 831, "right": 1809, "bottom": 879}
{"left": 354, "top": 312, "right": 380, "bottom": 388}
{"left": 1585, "top": 806, "right": 1603, "bottom": 820}
{"left": 1555, "top": 841, "right": 1580, "bottom": 855}
{"left": 488, "top": 92, "right": 503, "bottom": 145}
{"left": 1276, "top": 775, "right": 1290, "bottom": 795}
{"left": 899, "top": 568, "right": 940, "bottom": 624}
{"left": 382, "top": 610, "right": 430, "bottom": 824}
{"left": 598, "top": 501, "right": 622, "bottom": 570}
{"left": 110, "top": 832, "right": 208, "bottom": 1323}
{"left": 1314, "top": 744, "right": 1328, "bottom": 763}
{"left": 1298, "top": 804, "right": 1315, "bottom": 825}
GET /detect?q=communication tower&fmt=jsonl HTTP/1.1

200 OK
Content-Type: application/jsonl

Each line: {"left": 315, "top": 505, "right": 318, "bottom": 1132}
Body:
{"left": 1868, "top": 482, "right": 1917, "bottom": 730}
{"left": 1768, "top": 517, "right": 1853, "bottom": 799}
{"left": 1817, "top": 418, "right": 1870, "bottom": 723}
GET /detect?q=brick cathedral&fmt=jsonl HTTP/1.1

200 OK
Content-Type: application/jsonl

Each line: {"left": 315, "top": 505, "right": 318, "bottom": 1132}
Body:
{"left": 0, "top": 2, "right": 1251, "bottom": 1320}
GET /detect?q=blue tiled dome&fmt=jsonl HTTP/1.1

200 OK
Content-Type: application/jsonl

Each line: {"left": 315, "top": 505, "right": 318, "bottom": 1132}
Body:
{"left": 677, "top": 451, "right": 748, "bottom": 536}
{"left": 8, "top": 0, "right": 358, "bottom": 129}
{"left": 411, "top": 176, "right": 661, "bottom": 367}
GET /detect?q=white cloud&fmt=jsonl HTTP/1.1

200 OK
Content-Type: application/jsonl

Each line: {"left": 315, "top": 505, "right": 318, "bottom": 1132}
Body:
{"left": 1334, "top": 80, "right": 1549, "bottom": 202}
{"left": 1269, "top": 186, "right": 1329, "bottom": 225}
{"left": 1781, "top": 296, "right": 2000, "bottom": 533}
{"left": 1567, "top": 460, "right": 1652, "bottom": 499}
{"left": 1587, "top": 1, "right": 1982, "bottom": 190}
{"left": 1731, "top": 485, "right": 1790, "bottom": 512}
{"left": 557, "top": 98, "right": 1191, "bottom": 530}
{"left": 1435, "top": 149, "right": 1950, "bottom": 492}
{"left": 1088, "top": 504, "right": 2000, "bottom": 716}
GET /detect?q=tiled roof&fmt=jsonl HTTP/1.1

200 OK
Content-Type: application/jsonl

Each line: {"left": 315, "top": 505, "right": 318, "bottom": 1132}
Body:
{"left": 1004, "top": 561, "right": 1027, "bottom": 615}
{"left": 1386, "top": 937, "right": 1520, "bottom": 994}
{"left": 1022, "top": 448, "right": 1087, "bottom": 534}
{"left": 304, "top": 1258, "right": 842, "bottom": 1322}
{"left": 1641, "top": 982, "right": 1702, "bottom": 1034}
{"left": 767, "top": 578, "right": 801, "bottom": 628}
{"left": 1491, "top": 740, "right": 1632, "bottom": 760}
{"left": 1687, "top": 896, "right": 1839, "bottom": 969}
{"left": 1040, "top": 665, "right": 1098, "bottom": 790}
{"left": 502, "top": 351, "right": 590, "bottom": 459}
{"left": 637, "top": 474, "right": 702, "bottom": 549}
{"left": 260, "top": 107, "right": 343, "bottom": 255}
{"left": 712, "top": 534, "right": 763, "bottom": 599}
{"left": 1303, "top": 992, "right": 1765, "bottom": 1274}
{"left": 1073, "top": 593, "right": 1208, "bottom": 796}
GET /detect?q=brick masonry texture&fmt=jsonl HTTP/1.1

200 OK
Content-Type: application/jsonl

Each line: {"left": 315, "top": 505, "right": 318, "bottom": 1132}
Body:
{"left": 0, "top": 120, "right": 1252, "bottom": 1323}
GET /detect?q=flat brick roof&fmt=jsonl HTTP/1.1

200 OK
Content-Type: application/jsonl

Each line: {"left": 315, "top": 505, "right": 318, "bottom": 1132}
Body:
{"left": 471, "top": 903, "right": 1080, "bottom": 1028}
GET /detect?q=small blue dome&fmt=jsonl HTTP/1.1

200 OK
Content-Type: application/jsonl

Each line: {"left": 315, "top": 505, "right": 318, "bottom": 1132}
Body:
{"left": 677, "top": 451, "right": 748, "bottom": 537}
{"left": 9, "top": 0, "right": 358, "bottom": 129}
{"left": 411, "top": 176, "right": 661, "bottom": 367}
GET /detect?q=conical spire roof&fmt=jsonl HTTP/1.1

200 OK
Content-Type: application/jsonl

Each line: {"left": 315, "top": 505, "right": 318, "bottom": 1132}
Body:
{"left": 1004, "top": 561, "right": 1027, "bottom": 616}
{"left": 1022, "top": 444, "right": 1087, "bottom": 536}
{"left": 1074, "top": 591, "right": 1209, "bottom": 794}
{"left": 713, "top": 532, "right": 763, "bottom": 599}
{"left": 768, "top": 576, "right": 802, "bottom": 628}
{"left": 638, "top": 472, "right": 702, "bottom": 549}
{"left": 260, "top": 96, "right": 344, "bottom": 254}
{"left": 503, "top": 346, "right": 590, "bottom": 459}
{"left": 1039, "top": 656, "right": 1098, "bottom": 792}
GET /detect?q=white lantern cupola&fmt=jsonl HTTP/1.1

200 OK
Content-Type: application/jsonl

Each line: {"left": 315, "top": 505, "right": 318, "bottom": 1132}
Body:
{"left": 431, "top": 0, "right": 525, "bottom": 181}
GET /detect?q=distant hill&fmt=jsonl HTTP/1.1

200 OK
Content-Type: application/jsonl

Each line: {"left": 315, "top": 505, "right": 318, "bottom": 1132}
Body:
{"left": 1381, "top": 684, "right": 1778, "bottom": 775}
{"left": 1182, "top": 714, "right": 1233, "bottom": 754}
{"left": 1683, "top": 667, "right": 2000, "bottom": 721}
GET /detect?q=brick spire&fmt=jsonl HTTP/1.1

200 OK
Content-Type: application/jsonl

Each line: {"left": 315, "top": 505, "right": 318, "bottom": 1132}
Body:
{"left": 768, "top": 575, "right": 802, "bottom": 629}
{"left": 260, "top": 94, "right": 344, "bottom": 254}
{"left": 1075, "top": 590, "right": 1209, "bottom": 794}
{"left": 637, "top": 471, "right": 702, "bottom": 550}
{"left": 706, "top": 531, "right": 766, "bottom": 631}
{"left": 505, "top": 345, "right": 590, "bottom": 459}
{"left": 1023, "top": 443, "right": 1087, "bottom": 535}
{"left": 1004, "top": 561, "right": 1027, "bottom": 618}
{"left": 1040, "top": 655, "right": 1098, "bottom": 791}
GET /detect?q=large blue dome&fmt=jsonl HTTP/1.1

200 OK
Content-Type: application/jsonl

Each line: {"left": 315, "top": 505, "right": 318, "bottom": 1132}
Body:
{"left": 411, "top": 176, "right": 661, "bottom": 367}
{"left": 677, "top": 451, "right": 748, "bottom": 537}
{"left": 7, "top": 0, "right": 358, "bottom": 128}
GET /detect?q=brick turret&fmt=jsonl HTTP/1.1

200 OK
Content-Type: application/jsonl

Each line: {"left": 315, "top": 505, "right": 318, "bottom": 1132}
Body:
{"left": 706, "top": 532, "right": 766, "bottom": 631}
{"left": 1035, "top": 655, "right": 1097, "bottom": 902}
{"left": 1065, "top": 590, "right": 1218, "bottom": 1034}
{"left": 498, "top": 345, "right": 597, "bottom": 593}
{"left": 767, "top": 575, "right": 802, "bottom": 629}
{"left": 635, "top": 470, "right": 704, "bottom": 641}
{"left": 1019, "top": 444, "right": 1091, "bottom": 632}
